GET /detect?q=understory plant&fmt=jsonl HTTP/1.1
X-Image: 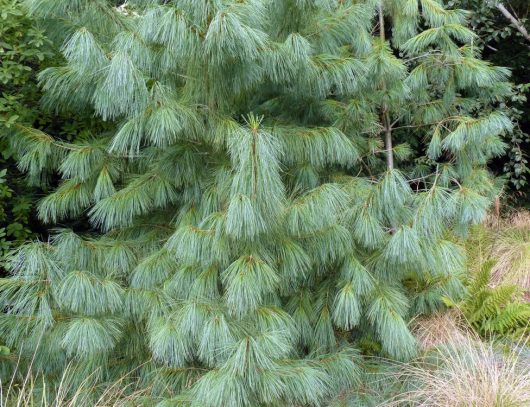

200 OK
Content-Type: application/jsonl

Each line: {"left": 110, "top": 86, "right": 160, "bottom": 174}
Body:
{"left": 488, "top": 211, "right": 530, "bottom": 291}
{"left": 0, "top": 0, "right": 517, "bottom": 405}
{"left": 445, "top": 259, "right": 530, "bottom": 339}
{"left": 382, "top": 336, "right": 530, "bottom": 407}
{"left": 0, "top": 363, "right": 149, "bottom": 407}
{"left": 455, "top": 210, "right": 530, "bottom": 340}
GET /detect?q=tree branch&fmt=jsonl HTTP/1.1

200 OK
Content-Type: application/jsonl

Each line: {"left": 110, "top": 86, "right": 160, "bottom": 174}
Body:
{"left": 496, "top": 3, "right": 530, "bottom": 43}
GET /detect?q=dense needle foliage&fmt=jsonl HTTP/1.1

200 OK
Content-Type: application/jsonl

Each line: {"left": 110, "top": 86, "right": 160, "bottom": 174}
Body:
{"left": 0, "top": 0, "right": 517, "bottom": 405}
{"left": 452, "top": 0, "right": 530, "bottom": 198}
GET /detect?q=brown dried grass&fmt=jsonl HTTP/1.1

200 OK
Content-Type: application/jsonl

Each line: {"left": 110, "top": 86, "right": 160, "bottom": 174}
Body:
{"left": 410, "top": 311, "right": 471, "bottom": 352}
{"left": 468, "top": 210, "right": 530, "bottom": 294}
{"left": 380, "top": 336, "right": 530, "bottom": 407}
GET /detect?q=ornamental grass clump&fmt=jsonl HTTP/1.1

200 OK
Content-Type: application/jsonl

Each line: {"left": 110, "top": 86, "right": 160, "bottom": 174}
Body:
{"left": 382, "top": 337, "right": 530, "bottom": 407}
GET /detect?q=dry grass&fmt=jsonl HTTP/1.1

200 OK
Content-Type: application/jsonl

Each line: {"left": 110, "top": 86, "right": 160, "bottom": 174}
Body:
{"left": 0, "top": 364, "right": 147, "bottom": 407}
{"left": 490, "top": 211, "right": 530, "bottom": 292}
{"left": 0, "top": 334, "right": 149, "bottom": 407}
{"left": 410, "top": 311, "right": 471, "bottom": 352}
{"left": 380, "top": 336, "right": 530, "bottom": 407}
{"left": 468, "top": 210, "right": 530, "bottom": 295}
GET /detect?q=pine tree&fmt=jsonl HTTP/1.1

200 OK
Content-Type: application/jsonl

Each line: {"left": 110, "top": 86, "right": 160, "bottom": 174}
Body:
{"left": 0, "top": 0, "right": 514, "bottom": 405}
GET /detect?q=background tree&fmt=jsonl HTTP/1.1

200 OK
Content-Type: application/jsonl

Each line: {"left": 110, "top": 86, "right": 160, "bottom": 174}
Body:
{"left": 0, "top": 0, "right": 53, "bottom": 268}
{"left": 0, "top": 0, "right": 114, "bottom": 273}
{"left": 451, "top": 0, "right": 530, "bottom": 202}
{"left": 0, "top": 0, "right": 516, "bottom": 405}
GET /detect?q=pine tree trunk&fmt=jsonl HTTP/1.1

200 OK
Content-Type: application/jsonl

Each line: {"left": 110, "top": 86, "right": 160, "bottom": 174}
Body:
{"left": 379, "top": 2, "right": 394, "bottom": 170}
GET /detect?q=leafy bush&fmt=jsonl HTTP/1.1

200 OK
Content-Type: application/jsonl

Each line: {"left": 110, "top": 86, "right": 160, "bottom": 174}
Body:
{"left": 0, "top": 0, "right": 52, "bottom": 128}
{"left": 0, "top": 0, "right": 55, "bottom": 267}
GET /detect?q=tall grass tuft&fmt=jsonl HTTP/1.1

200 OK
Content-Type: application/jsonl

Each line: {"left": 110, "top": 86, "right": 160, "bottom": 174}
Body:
{"left": 468, "top": 210, "right": 530, "bottom": 294}
{"left": 0, "top": 363, "right": 148, "bottom": 407}
{"left": 490, "top": 211, "right": 530, "bottom": 292}
{"left": 410, "top": 311, "right": 471, "bottom": 351}
{"left": 381, "top": 336, "right": 530, "bottom": 407}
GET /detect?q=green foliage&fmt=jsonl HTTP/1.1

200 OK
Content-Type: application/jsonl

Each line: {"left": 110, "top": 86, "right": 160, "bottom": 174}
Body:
{"left": 0, "top": 0, "right": 54, "bottom": 267}
{"left": 466, "top": 210, "right": 530, "bottom": 290}
{"left": 0, "top": 169, "right": 32, "bottom": 266}
{"left": 0, "top": 0, "right": 517, "bottom": 405}
{"left": 450, "top": 0, "right": 530, "bottom": 199}
{"left": 0, "top": 0, "right": 115, "bottom": 270}
{"left": 0, "top": 0, "right": 52, "bottom": 128}
{"left": 447, "top": 259, "right": 530, "bottom": 339}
